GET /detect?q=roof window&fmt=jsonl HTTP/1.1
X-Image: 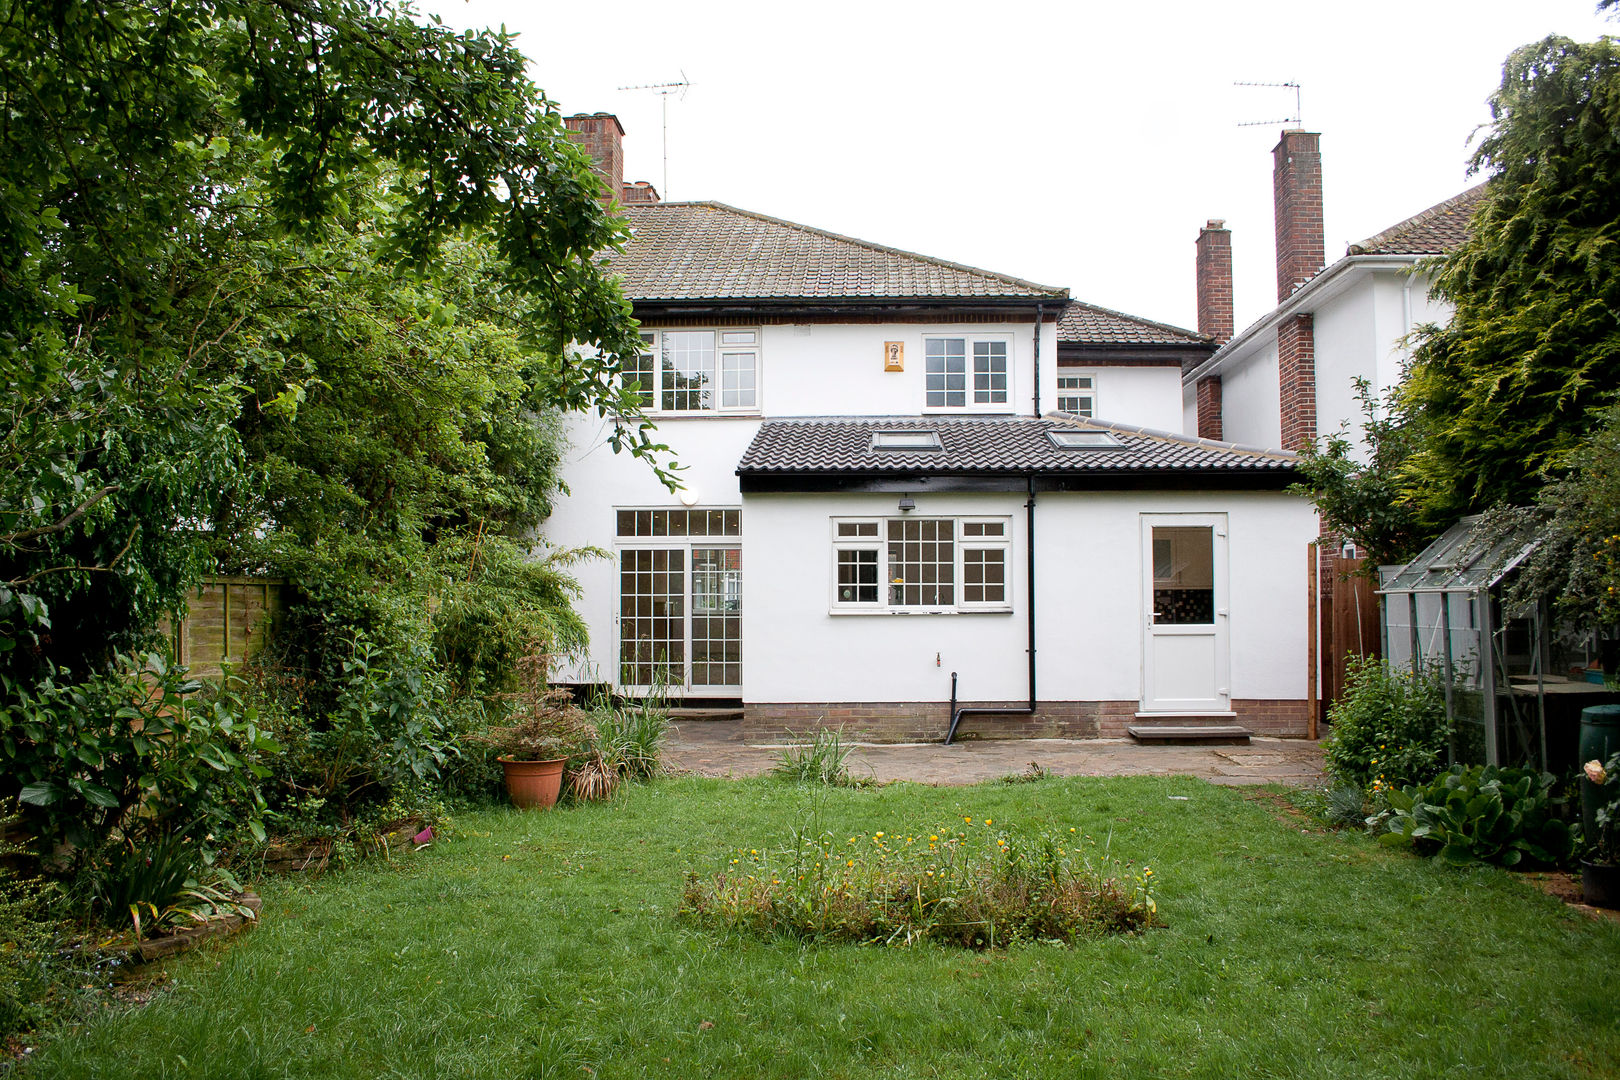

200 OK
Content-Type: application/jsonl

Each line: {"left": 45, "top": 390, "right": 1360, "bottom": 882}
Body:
{"left": 871, "top": 431, "right": 943, "bottom": 451}
{"left": 1048, "top": 430, "right": 1123, "bottom": 449}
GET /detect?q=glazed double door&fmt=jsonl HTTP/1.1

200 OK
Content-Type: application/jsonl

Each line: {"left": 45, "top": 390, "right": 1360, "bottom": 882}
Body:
{"left": 618, "top": 546, "right": 741, "bottom": 693}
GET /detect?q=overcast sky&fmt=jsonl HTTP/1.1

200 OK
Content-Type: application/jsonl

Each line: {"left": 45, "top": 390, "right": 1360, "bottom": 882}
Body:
{"left": 422, "top": 0, "right": 1614, "bottom": 334}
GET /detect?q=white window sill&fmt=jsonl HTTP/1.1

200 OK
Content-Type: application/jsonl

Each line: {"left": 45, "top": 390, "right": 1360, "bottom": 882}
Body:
{"left": 827, "top": 606, "right": 1014, "bottom": 616}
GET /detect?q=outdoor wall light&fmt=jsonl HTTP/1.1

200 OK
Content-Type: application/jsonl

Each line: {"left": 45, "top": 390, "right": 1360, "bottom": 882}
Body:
{"left": 679, "top": 489, "right": 700, "bottom": 507}
{"left": 897, "top": 495, "right": 916, "bottom": 513}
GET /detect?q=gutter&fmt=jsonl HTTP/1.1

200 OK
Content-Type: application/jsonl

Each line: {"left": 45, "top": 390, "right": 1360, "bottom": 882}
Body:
{"left": 1181, "top": 254, "right": 1421, "bottom": 386}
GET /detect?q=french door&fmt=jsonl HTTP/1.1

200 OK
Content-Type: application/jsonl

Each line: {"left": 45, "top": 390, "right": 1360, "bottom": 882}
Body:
{"left": 616, "top": 508, "right": 741, "bottom": 694}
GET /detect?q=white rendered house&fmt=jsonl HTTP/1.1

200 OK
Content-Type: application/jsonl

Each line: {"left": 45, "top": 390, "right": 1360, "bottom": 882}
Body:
{"left": 546, "top": 114, "right": 1319, "bottom": 741}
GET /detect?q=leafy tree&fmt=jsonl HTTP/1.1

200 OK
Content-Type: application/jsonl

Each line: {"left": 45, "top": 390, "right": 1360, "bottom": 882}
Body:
{"left": 0, "top": 0, "right": 663, "bottom": 684}
{"left": 1401, "top": 33, "right": 1620, "bottom": 524}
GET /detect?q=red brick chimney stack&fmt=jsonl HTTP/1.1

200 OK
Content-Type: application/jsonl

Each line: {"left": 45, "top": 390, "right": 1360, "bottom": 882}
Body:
{"left": 621, "top": 180, "right": 661, "bottom": 205}
{"left": 1272, "top": 129, "right": 1324, "bottom": 301}
{"left": 1195, "top": 219, "right": 1234, "bottom": 345}
{"left": 563, "top": 113, "right": 625, "bottom": 206}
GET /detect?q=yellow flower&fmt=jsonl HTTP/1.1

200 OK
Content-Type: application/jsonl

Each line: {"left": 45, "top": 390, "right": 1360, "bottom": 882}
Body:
{"left": 929, "top": 835, "right": 939, "bottom": 842}
{"left": 1586, "top": 759, "right": 1609, "bottom": 785}
{"left": 984, "top": 818, "right": 993, "bottom": 825}
{"left": 847, "top": 859, "right": 854, "bottom": 867}
{"left": 875, "top": 832, "right": 885, "bottom": 839}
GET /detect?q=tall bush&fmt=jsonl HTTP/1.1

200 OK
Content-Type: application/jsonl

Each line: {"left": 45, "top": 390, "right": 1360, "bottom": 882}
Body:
{"left": 1322, "top": 657, "right": 1451, "bottom": 792}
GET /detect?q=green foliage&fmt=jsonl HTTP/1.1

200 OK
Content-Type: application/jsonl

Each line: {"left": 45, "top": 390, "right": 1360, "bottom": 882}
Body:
{"left": 87, "top": 830, "right": 254, "bottom": 940}
{"left": 0, "top": 815, "right": 60, "bottom": 1042}
{"left": 1321, "top": 656, "right": 1451, "bottom": 792}
{"left": 1376, "top": 764, "right": 1576, "bottom": 867}
{"left": 681, "top": 816, "right": 1159, "bottom": 948}
{"left": 0, "top": 653, "right": 276, "bottom": 861}
{"left": 590, "top": 697, "right": 668, "bottom": 783}
{"left": 1584, "top": 751, "right": 1620, "bottom": 864}
{"left": 1290, "top": 379, "right": 1433, "bottom": 566}
{"left": 772, "top": 728, "right": 859, "bottom": 786}
{"left": 1403, "top": 34, "right": 1620, "bottom": 522}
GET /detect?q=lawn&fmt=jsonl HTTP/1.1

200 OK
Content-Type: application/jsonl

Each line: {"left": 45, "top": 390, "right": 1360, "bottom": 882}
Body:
{"left": 16, "top": 775, "right": 1620, "bottom": 1079}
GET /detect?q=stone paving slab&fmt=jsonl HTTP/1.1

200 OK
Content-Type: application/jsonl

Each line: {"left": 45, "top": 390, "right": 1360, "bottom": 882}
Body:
{"left": 664, "top": 721, "right": 1324, "bottom": 788}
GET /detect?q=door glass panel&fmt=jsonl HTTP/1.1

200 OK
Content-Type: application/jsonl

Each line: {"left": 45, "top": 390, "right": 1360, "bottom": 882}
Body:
{"left": 690, "top": 547, "right": 741, "bottom": 687}
{"left": 619, "top": 549, "right": 685, "bottom": 686}
{"left": 1152, "top": 526, "right": 1213, "bottom": 625}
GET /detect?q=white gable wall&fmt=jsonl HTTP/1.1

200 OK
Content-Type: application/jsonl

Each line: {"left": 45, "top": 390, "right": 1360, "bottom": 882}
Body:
{"left": 1085, "top": 366, "right": 1186, "bottom": 432}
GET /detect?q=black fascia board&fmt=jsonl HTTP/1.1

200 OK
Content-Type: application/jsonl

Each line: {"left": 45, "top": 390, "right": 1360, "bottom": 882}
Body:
{"left": 737, "top": 468, "right": 1298, "bottom": 494}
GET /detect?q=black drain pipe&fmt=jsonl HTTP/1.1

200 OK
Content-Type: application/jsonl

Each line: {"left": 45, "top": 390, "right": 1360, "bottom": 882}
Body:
{"left": 945, "top": 474, "right": 1037, "bottom": 744}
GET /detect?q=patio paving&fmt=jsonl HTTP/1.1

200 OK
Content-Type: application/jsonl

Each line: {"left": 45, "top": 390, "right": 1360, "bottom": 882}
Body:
{"left": 664, "top": 720, "right": 1325, "bottom": 787}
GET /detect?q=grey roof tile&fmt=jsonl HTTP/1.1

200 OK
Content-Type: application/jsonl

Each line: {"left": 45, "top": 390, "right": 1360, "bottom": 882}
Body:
{"left": 1348, "top": 184, "right": 1487, "bottom": 256}
{"left": 736, "top": 415, "right": 1296, "bottom": 477}
{"left": 1056, "top": 300, "right": 1209, "bottom": 346}
{"left": 611, "top": 202, "right": 1069, "bottom": 302}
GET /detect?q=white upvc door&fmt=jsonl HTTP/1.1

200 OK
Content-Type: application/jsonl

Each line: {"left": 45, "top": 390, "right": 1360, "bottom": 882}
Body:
{"left": 1141, "top": 513, "right": 1231, "bottom": 714}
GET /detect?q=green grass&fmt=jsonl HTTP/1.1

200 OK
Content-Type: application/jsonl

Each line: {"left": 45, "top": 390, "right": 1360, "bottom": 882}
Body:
{"left": 16, "top": 776, "right": 1620, "bottom": 1079}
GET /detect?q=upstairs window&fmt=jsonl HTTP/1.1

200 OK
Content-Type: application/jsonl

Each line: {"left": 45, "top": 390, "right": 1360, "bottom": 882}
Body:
{"left": 925, "top": 335, "right": 1011, "bottom": 410}
{"left": 627, "top": 330, "right": 760, "bottom": 414}
{"left": 1057, "top": 372, "right": 1096, "bottom": 417}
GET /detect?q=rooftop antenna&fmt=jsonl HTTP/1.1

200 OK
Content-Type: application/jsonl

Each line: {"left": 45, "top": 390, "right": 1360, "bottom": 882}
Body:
{"left": 617, "top": 72, "right": 690, "bottom": 198}
{"left": 1233, "top": 80, "right": 1303, "bottom": 128}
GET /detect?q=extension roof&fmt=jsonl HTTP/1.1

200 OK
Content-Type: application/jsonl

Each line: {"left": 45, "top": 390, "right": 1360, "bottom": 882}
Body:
{"left": 611, "top": 202, "right": 1068, "bottom": 305}
{"left": 1056, "top": 300, "right": 1209, "bottom": 347}
{"left": 736, "top": 415, "right": 1297, "bottom": 492}
{"left": 1347, "top": 183, "right": 1487, "bottom": 257}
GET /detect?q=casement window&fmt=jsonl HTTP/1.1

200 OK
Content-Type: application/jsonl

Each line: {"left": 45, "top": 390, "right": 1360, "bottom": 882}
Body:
{"left": 924, "top": 335, "right": 1011, "bottom": 410}
{"left": 832, "top": 517, "right": 1010, "bottom": 612}
{"left": 627, "top": 329, "right": 759, "bottom": 413}
{"left": 1057, "top": 372, "right": 1096, "bottom": 417}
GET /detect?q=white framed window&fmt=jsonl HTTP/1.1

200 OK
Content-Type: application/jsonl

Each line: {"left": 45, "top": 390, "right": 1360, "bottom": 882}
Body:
{"left": 616, "top": 508, "right": 742, "bottom": 690}
{"left": 831, "top": 516, "right": 1010, "bottom": 612}
{"left": 627, "top": 329, "right": 760, "bottom": 414}
{"left": 925, "top": 335, "right": 1011, "bottom": 411}
{"left": 1057, "top": 371, "right": 1096, "bottom": 417}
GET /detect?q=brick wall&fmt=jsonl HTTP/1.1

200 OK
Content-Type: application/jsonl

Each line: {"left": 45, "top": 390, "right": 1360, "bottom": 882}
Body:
{"left": 745, "top": 698, "right": 1310, "bottom": 742}
{"left": 621, "top": 180, "right": 660, "bottom": 204}
{"left": 1277, "top": 313, "right": 1317, "bottom": 452}
{"left": 1196, "top": 375, "right": 1224, "bottom": 441}
{"left": 1272, "top": 130, "right": 1324, "bottom": 302}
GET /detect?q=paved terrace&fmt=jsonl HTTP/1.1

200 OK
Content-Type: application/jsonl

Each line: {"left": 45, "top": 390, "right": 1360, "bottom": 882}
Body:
{"left": 664, "top": 721, "right": 1325, "bottom": 788}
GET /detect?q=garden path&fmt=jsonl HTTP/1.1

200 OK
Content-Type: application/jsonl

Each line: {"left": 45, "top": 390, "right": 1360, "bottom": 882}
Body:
{"left": 663, "top": 721, "right": 1324, "bottom": 787}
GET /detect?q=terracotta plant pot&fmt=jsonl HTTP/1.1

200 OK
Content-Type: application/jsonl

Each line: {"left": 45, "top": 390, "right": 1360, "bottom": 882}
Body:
{"left": 500, "top": 757, "right": 567, "bottom": 809}
{"left": 1581, "top": 859, "right": 1620, "bottom": 908}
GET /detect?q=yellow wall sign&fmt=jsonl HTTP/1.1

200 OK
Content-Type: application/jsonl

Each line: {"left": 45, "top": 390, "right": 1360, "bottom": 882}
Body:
{"left": 884, "top": 341, "right": 904, "bottom": 372}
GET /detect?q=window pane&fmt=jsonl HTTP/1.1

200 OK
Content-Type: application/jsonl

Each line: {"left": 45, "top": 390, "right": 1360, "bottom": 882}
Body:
{"left": 661, "top": 331, "right": 716, "bottom": 411}
{"left": 837, "top": 549, "right": 879, "bottom": 603}
{"left": 619, "top": 548, "right": 685, "bottom": 686}
{"left": 625, "top": 343, "right": 657, "bottom": 410}
{"left": 1152, "top": 526, "right": 1214, "bottom": 624}
{"left": 964, "top": 548, "right": 1005, "bottom": 604}
{"left": 721, "top": 351, "right": 757, "bottom": 408}
{"left": 926, "top": 339, "right": 967, "bottom": 408}
{"left": 973, "top": 341, "right": 1008, "bottom": 404}
{"left": 887, "top": 519, "right": 954, "bottom": 606}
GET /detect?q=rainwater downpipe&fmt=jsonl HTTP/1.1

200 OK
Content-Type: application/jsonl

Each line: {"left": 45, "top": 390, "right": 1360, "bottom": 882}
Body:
{"left": 945, "top": 475, "right": 1037, "bottom": 744}
{"left": 1032, "top": 302, "right": 1044, "bottom": 417}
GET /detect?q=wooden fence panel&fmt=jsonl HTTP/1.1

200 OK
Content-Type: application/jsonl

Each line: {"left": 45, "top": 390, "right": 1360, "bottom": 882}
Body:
{"left": 1324, "top": 555, "right": 1380, "bottom": 705}
{"left": 163, "top": 576, "right": 286, "bottom": 678}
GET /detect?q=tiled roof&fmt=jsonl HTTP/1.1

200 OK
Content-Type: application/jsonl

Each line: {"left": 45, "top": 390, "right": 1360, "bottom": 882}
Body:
{"left": 1057, "top": 300, "right": 1209, "bottom": 347}
{"left": 1347, "top": 184, "right": 1488, "bottom": 256}
{"left": 736, "top": 415, "right": 1295, "bottom": 478}
{"left": 611, "top": 202, "right": 1069, "bottom": 302}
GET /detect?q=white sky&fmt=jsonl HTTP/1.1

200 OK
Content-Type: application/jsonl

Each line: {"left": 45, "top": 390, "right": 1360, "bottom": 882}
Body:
{"left": 422, "top": 0, "right": 1614, "bottom": 334}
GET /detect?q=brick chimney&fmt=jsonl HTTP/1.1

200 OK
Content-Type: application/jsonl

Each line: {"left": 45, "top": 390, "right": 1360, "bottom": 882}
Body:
{"left": 1195, "top": 219, "right": 1233, "bottom": 344}
{"left": 1193, "top": 219, "right": 1233, "bottom": 441}
{"left": 563, "top": 113, "right": 624, "bottom": 205}
{"left": 1273, "top": 129, "right": 1324, "bottom": 301}
{"left": 621, "top": 180, "right": 661, "bottom": 204}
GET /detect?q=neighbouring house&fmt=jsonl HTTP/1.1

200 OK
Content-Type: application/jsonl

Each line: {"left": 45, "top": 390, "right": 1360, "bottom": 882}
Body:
{"left": 543, "top": 113, "right": 1319, "bottom": 742}
{"left": 1177, "top": 129, "right": 1485, "bottom": 705}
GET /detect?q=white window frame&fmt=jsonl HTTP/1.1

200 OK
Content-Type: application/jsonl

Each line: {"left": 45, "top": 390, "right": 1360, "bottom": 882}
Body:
{"left": 830, "top": 516, "right": 1012, "bottom": 613}
{"left": 922, "top": 334, "right": 1014, "bottom": 413}
{"left": 626, "top": 329, "right": 761, "bottom": 415}
{"left": 1056, "top": 370, "right": 1097, "bottom": 417}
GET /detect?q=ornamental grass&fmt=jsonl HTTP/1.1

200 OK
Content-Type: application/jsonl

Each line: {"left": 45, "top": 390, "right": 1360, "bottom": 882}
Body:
{"left": 680, "top": 815, "right": 1158, "bottom": 948}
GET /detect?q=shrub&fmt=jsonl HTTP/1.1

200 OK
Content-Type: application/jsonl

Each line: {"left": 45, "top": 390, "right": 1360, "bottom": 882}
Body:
{"left": 592, "top": 697, "right": 667, "bottom": 783}
{"left": 1322, "top": 657, "right": 1450, "bottom": 792}
{"left": 682, "top": 816, "right": 1159, "bottom": 948}
{"left": 772, "top": 728, "right": 857, "bottom": 786}
{"left": 1375, "top": 764, "right": 1575, "bottom": 867}
{"left": 0, "top": 816, "right": 59, "bottom": 1042}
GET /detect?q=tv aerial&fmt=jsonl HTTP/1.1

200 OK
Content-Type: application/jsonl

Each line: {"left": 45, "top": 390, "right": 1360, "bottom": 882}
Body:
{"left": 1234, "top": 80, "right": 1303, "bottom": 128}
{"left": 618, "top": 72, "right": 690, "bottom": 198}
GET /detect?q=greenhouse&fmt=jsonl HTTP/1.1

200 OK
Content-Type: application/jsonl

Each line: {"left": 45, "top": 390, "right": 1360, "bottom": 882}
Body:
{"left": 1379, "top": 515, "right": 1618, "bottom": 771}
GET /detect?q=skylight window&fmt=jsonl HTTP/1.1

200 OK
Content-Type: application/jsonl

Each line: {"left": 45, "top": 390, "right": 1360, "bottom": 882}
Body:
{"left": 871, "top": 431, "right": 942, "bottom": 451}
{"left": 1048, "top": 430, "right": 1123, "bottom": 449}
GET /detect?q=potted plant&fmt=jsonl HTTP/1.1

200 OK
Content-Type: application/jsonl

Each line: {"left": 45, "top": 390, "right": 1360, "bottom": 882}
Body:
{"left": 1580, "top": 752, "right": 1620, "bottom": 907}
{"left": 474, "top": 655, "right": 596, "bottom": 810}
